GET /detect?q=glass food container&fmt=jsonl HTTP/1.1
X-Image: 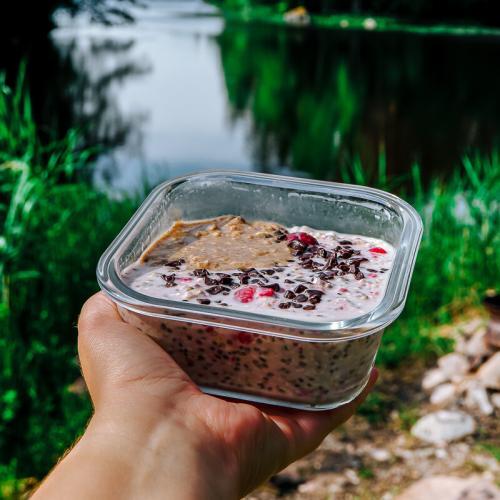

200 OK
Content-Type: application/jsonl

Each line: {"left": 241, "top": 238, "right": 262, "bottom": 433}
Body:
{"left": 97, "top": 171, "right": 422, "bottom": 410}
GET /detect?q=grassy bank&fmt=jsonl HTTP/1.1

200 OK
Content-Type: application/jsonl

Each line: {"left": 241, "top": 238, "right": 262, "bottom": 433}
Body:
{"left": 211, "top": 2, "right": 500, "bottom": 37}
{"left": 0, "top": 73, "right": 136, "bottom": 492}
{"left": 0, "top": 73, "right": 499, "bottom": 491}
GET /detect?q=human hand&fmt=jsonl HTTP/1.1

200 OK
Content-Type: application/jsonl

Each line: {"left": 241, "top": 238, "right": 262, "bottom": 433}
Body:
{"left": 35, "top": 292, "right": 377, "bottom": 500}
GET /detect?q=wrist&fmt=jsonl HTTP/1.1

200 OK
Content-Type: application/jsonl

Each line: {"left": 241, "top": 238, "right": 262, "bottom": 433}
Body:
{"left": 73, "top": 409, "right": 239, "bottom": 500}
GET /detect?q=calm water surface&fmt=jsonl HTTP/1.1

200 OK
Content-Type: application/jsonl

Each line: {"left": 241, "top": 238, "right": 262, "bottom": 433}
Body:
{"left": 23, "top": 1, "right": 500, "bottom": 191}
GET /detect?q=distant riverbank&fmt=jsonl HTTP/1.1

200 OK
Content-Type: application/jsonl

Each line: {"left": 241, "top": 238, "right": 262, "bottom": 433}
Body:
{"left": 211, "top": 2, "right": 500, "bottom": 37}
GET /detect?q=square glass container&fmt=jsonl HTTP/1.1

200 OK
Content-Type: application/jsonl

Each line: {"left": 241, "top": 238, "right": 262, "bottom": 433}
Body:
{"left": 97, "top": 171, "right": 422, "bottom": 410}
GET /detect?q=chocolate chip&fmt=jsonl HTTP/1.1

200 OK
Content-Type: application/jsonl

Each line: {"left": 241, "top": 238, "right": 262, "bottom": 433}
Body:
{"left": 206, "top": 285, "right": 230, "bottom": 295}
{"left": 275, "top": 234, "right": 287, "bottom": 242}
{"left": 306, "top": 289, "right": 324, "bottom": 296}
{"left": 324, "top": 256, "right": 338, "bottom": 270}
{"left": 339, "top": 240, "right": 352, "bottom": 245}
{"left": 350, "top": 258, "right": 368, "bottom": 266}
{"left": 165, "top": 259, "right": 185, "bottom": 267}
{"left": 204, "top": 276, "right": 219, "bottom": 286}
{"left": 219, "top": 276, "right": 234, "bottom": 286}
{"left": 294, "top": 284, "right": 307, "bottom": 294}
{"left": 301, "top": 260, "right": 313, "bottom": 269}
{"left": 262, "top": 283, "right": 280, "bottom": 292}
{"left": 278, "top": 302, "right": 291, "bottom": 309}
{"left": 339, "top": 249, "right": 354, "bottom": 259}
{"left": 355, "top": 271, "right": 365, "bottom": 280}
{"left": 284, "top": 279, "right": 294, "bottom": 284}
{"left": 295, "top": 294, "right": 307, "bottom": 303}
{"left": 197, "top": 299, "right": 211, "bottom": 305}
{"left": 317, "top": 247, "right": 330, "bottom": 258}
{"left": 309, "top": 296, "right": 321, "bottom": 304}
{"left": 303, "top": 305, "right": 316, "bottom": 310}
{"left": 284, "top": 291, "right": 296, "bottom": 299}
{"left": 287, "top": 240, "right": 306, "bottom": 253}
{"left": 262, "top": 269, "right": 275, "bottom": 275}
{"left": 193, "top": 268, "right": 208, "bottom": 277}
{"left": 291, "top": 302, "right": 303, "bottom": 308}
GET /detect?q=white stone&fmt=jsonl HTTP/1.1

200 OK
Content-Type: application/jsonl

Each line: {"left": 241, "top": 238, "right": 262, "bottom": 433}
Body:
{"left": 411, "top": 410, "right": 476, "bottom": 445}
{"left": 395, "top": 475, "right": 500, "bottom": 500}
{"left": 491, "top": 392, "right": 500, "bottom": 409}
{"left": 422, "top": 368, "right": 448, "bottom": 391}
{"left": 430, "top": 383, "right": 456, "bottom": 407}
{"left": 438, "top": 353, "right": 470, "bottom": 381}
{"left": 476, "top": 352, "right": 500, "bottom": 390}
{"left": 464, "top": 327, "right": 491, "bottom": 358}
{"left": 363, "top": 18, "right": 377, "bottom": 30}
{"left": 369, "top": 448, "right": 391, "bottom": 462}
{"left": 464, "top": 381, "right": 494, "bottom": 416}
{"left": 459, "top": 318, "right": 485, "bottom": 336}
{"left": 283, "top": 7, "right": 311, "bottom": 25}
{"left": 343, "top": 468, "right": 360, "bottom": 486}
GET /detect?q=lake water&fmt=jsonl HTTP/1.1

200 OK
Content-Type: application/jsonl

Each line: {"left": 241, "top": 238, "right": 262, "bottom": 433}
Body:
{"left": 10, "top": 0, "right": 500, "bottom": 191}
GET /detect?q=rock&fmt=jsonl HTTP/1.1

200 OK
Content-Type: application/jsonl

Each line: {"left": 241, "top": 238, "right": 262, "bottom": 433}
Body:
{"left": 459, "top": 318, "right": 485, "bottom": 337}
{"left": 464, "top": 327, "right": 491, "bottom": 358}
{"left": 363, "top": 18, "right": 377, "bottom": 30}
{"left": 343, "top": 468, "right": 360, "bottom": 486}
{"left": 422, "top": 368, "right": 448, "bottom": 391}
{"left": 438, "top": 353, "right": 470, "bottom": 382}
{"left": 411, "top": 410, "right": 476, "bottom": 445}
{"left": 283, "top": 7, "right": 310, "bottom": 25}
{"left": 485, "top": 324, "right": 500, "bottom": 349}
{"left": 491, "top": 392, "right": 500, "bottom": 409}
{"left": 464, "top": 381, "right": 494, "bottom": 416}
{"left": 369, "top": 448, "right": 391, "bottom": 462}
{"left": 395, "top": 475, "right": 500, "bottom": 500}
{"left": 476, "top": 352, "right": 500, "bottom": 390}
{"left": 430, "top": 383, "right": 456, "bottom": 407}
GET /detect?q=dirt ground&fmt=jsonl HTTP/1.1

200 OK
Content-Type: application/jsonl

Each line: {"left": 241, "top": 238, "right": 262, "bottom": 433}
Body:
{"left": 247, "top": 362, "right": 499, "bottom": 499}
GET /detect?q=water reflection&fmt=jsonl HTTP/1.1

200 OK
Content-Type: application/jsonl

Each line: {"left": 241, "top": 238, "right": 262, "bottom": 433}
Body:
{"left": 217, "top": 25, "right": 500, "bottom": 181}
{"left": 2, "top": 1, "right": 500, "bottom": 192}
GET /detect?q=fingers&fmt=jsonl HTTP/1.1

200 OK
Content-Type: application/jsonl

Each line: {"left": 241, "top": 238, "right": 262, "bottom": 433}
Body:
{"left": 268, "top": 368, "right": 378, "bottom": 462}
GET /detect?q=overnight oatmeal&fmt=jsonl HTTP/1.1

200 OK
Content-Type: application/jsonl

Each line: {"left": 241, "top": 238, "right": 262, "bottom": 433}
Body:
{"left": 123, "top": 215, "right": 394, "bottom": 322}
{"left": 119, "top": 215, "right": 394, "bottom": 408}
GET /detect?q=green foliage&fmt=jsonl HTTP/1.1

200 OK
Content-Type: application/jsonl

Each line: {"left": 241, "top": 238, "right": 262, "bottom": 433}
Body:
{"left": 213, "top": 0, "right": 499, "bottom": 27}
{"left": 0, "top": 72, "right": 136, "bottom": 483}
{"left": 216, "top": 25, "right": 500, "bottom": 179}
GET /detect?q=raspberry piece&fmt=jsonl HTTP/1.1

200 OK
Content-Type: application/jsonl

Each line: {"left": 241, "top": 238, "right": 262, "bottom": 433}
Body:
{"left": 258, "top": 287, "right": 274, "bottom": 297}
{"left": 369, "top": 247, "right": 387, "bottom": 254}
{"left": 234, "top": 286, "right": 255, "bottom": 303}
{"left": 236, "top": 332, "right": 253, "bottom": 344}
{"left": 286, "top": 232, "right": 318, "bottom": 246}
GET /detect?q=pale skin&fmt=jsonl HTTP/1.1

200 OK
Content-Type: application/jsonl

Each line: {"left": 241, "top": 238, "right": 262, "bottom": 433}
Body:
{"left": 33, "top": 292, "right": 378, "bottom": 500}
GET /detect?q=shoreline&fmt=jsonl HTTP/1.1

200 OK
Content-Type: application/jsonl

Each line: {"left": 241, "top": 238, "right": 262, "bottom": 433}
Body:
{"left": 210, "top": 4, "right": 500, "bottom": 37}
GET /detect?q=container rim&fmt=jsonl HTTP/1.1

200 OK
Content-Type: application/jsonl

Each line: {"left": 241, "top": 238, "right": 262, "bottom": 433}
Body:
{"left": 97, "top": 170, "right": 422, "bottom": 341}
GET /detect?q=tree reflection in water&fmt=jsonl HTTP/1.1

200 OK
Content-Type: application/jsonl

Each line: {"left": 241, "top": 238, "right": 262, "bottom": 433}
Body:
{"left": 216, "top": 24, "right": 500, "bottom": 181}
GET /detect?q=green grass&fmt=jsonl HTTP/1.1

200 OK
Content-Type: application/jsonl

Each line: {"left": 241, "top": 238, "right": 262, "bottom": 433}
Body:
{"left": 211, "top": 2, "right": 500, "bottom": 37}
{"left": 0, "top": 71, "right": 136, "bottom": 492}
{"left": 0, "top": 69, "right": 499, "bottom": 490}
